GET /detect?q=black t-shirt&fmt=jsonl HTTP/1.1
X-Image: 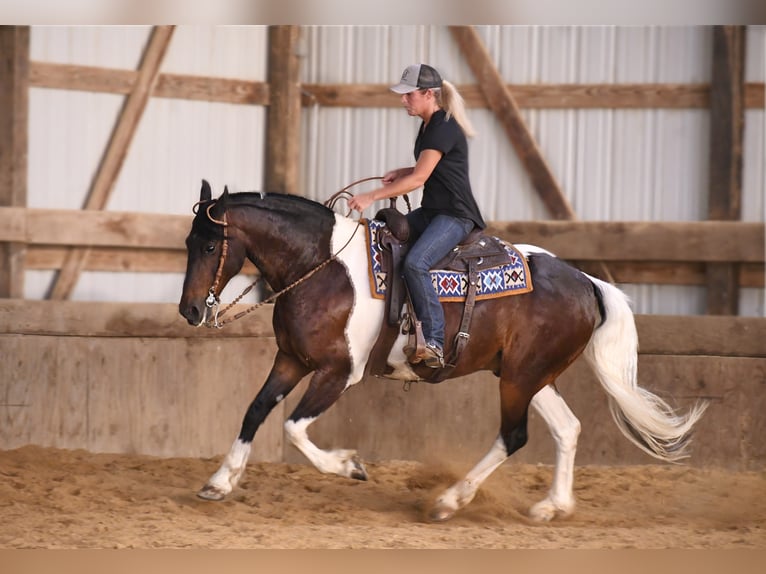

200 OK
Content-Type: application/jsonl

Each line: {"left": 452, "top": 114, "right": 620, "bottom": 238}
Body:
{"left": 414, "top": 109, "right": 486, "bottom": 230}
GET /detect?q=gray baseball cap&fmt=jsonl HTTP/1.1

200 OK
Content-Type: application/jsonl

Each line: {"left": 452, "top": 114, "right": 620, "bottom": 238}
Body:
{"left": 390, "top": 63, "right": 443, "bottom": 94}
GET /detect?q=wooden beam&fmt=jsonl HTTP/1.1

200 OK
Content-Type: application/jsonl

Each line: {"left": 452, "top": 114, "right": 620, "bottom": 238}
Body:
{"left": 303, "top": 82, "right": 766, "bottom": 109}
{"left": 25, "top": 246, "right": 259, "bottom": 275}
{"left": 2, "top": 207, "right": 762, "bottom": 263}
{"left": 30, "top": 62, "right": 270, "bottom": 105}
{"left": 20, "top": 248, "right": 764, "bottom": 288}
{"left": 483, "top": 220, "right": 764, "bottom": 263}
{"left": 0, "top": 300, "right": 274, "bottom": 339}
{"left": 46, "top": 25, "right": 175, "bottom": 301}
{"left": 28, "top": 62, "right": 765, "bottom": 110}
{"left": 634, "top": 315, "right": 766, "bottom": 357}
{"left": 706, "top": 26, "right": 746, "bottom": 315}
{"left": 0, "top": 26, "right": 29, "bottom": 299}
{"left": 0, "top": 206, "right": 189, "bottom": 248}
{"left": 2, "top": 300, "right": 764, "bottom": 358}
{"left": 566, "top": 261, "right": 763, "bottom": 288}
{"left": 264, "top": 26, "right": 302, "bottom": 195}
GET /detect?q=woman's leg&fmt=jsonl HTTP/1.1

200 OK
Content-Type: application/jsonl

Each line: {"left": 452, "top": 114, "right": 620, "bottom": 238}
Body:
{"left": 403, "top": 214, "right": 474, "bottom": 352}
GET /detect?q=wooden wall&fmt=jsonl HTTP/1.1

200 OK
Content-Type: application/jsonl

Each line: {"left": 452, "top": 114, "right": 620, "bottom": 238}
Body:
{"left": 2, "top": 301, "right": 764, "bottom": 471}
{"left": 0, "top": 207, "right": 763, "bottom": 289}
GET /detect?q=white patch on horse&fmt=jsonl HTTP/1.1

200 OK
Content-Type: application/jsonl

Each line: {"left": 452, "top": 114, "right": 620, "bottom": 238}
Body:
{"left": 431, "top": 435, "right": 509, "bottom": 521}
{"left": 515, "top": 243, "right": 556, "bottom": 258}
{"left": 330, "top": 215, "right": 386, "bottom": 386}
{"left": 284, "top": 417, "right": 364, "bottom": 478}
{"left": 529, "top": 384, "right": 580, "bottom": 521}
{"left": 383, "top": 333, "right": 421, "bottom": 381}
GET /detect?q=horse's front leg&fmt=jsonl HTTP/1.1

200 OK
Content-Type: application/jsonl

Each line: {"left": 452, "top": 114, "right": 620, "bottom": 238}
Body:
{"left": 198, "top": 351, "right": 309, "bottom": 501}
{"left": 283, "top": 366, "right": 368, "bottom": 481}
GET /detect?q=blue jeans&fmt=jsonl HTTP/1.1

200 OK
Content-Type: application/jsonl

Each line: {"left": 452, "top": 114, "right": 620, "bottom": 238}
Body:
{"left": 403, "top": 209, "right": 475, "bottom": 349}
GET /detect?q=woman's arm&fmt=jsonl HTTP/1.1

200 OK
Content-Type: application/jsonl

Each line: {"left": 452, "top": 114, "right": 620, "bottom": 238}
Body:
{"left": 348, "top": 149, "right": 442, "bottom": 213}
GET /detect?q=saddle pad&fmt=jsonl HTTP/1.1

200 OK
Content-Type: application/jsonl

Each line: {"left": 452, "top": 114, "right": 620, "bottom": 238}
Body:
{"left": 364, "top": 219, "right": 533, "bottom": 302}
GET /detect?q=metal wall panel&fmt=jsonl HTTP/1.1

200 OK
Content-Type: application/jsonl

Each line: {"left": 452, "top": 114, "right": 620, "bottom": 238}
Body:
{"left": 299, "top": 25, "right": 764, "bottom": 317}
{"left": 23, "top": 25, "right": 764, "bottom": 316}
{"left": 26, "top": 25, "right": 268, "bottom": 303}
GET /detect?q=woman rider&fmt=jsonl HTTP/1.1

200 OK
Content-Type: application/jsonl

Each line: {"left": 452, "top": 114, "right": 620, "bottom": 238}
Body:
{"left": 348, "top": 63, "right": 486, "bottom": 369}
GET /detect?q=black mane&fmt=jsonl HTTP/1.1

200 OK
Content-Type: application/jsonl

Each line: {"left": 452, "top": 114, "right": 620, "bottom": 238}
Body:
{"left": 192, "top": 191, "right": 336, "bottom": 239}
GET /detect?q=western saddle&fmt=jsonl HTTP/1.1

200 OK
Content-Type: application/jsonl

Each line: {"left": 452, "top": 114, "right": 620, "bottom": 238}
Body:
{"left": 366, "top": 207, "right": 514, "bottom": 382}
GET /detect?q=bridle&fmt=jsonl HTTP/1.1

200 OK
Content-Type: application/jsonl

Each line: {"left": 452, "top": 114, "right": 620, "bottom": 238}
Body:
{"left": 194, "top": 183, "right": 372, "bottom": 329}
{"left": 202, "top": 202, "right": 229, "bottom": 312}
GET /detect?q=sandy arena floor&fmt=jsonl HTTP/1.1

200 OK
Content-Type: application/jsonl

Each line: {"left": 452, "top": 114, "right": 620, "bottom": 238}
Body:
{"left": 0, "top": 445, "right": 764, "bottom": 549}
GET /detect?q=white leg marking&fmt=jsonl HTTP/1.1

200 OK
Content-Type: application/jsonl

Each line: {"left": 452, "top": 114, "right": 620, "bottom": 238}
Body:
{"left": 529, "top": 385, "right": 581, "bottom": 521}
{"left": 202, "top": 438, "right": 252, "bottom": 497}
{"left": 285, "top": 417, "right": 367, "bottom": 480}
{"left": 430, "top": 436, "right": 508, "bottom": 521}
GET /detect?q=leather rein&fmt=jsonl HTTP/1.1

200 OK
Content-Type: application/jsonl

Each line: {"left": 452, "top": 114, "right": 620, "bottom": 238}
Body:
{"left": 197, "top": 178, "right": 382, "bottom": 328}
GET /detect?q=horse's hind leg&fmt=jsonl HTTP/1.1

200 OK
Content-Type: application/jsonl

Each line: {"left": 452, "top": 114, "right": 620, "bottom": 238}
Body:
{"left": 284, "top": 368, "right": 368, "bottom": 481}
{"left": 430, "top": 381, "right": 532, "bottom": 522}
{"left": 528, "top": 384, "right": 581, "bottom": 521}
{"left": 429, "top": 434, "right": 512, "bottom": 522}
{"left": 198, "top": 351, "right": 309, "bottom": 501}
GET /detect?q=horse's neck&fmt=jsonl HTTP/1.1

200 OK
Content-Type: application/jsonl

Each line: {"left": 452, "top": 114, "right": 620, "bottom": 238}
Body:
{"left": 232, "top": 203, "right": 334, "bottom": 290}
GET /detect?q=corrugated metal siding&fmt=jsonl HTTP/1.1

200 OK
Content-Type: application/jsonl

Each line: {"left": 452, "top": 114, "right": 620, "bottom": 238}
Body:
{"left": 24, "top": 25, "right": 764, "bottom": 316}
{"left": 299, "top": 25, "right": 764, "bottom": 317}
{"left": 26, "top": 25, "right": 269, "bottom": 302}
{"left": 741, "top": 25, "right": 765, "bottom": 316}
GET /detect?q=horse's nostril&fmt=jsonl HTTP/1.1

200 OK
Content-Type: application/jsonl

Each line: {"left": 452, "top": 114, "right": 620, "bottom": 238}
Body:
{"left": 180, "top": 303, "right": 201, "bottom": 325}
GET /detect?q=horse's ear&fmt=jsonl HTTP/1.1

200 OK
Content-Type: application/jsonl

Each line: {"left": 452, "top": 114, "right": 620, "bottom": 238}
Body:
{"left": 200, "top": 179, "right": 212, "bottom": 202}
{"left": 220, "top": 185, "right": 230, "bottom": 206}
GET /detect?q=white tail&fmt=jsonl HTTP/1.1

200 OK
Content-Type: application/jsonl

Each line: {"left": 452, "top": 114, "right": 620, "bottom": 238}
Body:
{"left": 583, "top": 276, "right": 708, "bottom": 462}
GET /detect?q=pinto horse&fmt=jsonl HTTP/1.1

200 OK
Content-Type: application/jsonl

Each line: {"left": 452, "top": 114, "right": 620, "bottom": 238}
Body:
{"left": 179, "top": 180, "right": 707, "bottom": 522}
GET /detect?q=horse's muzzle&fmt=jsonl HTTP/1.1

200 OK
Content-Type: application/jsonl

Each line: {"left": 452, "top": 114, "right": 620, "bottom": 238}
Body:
{"left": 179, "top": 301, "right": 205, "bottom": 326}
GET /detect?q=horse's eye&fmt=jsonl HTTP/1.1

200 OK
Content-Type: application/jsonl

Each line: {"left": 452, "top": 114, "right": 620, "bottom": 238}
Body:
{"left": 204, "top": 242, "right": 216, "bottom": 254}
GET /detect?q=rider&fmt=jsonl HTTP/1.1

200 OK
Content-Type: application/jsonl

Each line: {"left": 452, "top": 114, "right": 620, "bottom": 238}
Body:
{"left": 348, "top": 63, "right": 486, "bottom": 368}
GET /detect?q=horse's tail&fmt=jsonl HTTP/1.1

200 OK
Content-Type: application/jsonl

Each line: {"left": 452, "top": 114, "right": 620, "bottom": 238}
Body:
{"left": 583, "top": 275, "right": 708, "bottom": 462}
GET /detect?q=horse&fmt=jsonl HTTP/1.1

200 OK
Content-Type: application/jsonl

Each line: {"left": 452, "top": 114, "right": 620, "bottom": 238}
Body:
{"left": 179, "top": 180, "right": 707, "bottom": 522}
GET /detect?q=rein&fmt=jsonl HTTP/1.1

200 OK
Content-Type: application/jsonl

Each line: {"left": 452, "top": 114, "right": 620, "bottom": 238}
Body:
{"left": 197, "top": 187, "right": 366, "bottom": 329}
{"left": 324, "top": 176, "right": 412, "bottom": 214}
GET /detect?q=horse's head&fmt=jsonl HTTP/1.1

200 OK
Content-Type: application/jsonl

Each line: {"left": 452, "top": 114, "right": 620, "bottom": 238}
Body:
{"left": 179, "top": 180, "right": 247, "bottom": 326}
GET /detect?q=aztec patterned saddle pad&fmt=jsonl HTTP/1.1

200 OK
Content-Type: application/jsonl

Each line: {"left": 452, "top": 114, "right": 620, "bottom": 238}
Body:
{"left": 364, "top": 219, "right": 533, "bottom": 303}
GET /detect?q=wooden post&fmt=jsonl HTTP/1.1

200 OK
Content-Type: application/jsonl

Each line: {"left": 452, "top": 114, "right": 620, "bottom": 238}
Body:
{"left": 265, "top": 26, "right": 302, "bottom": 195}
{"left": 706, "top": 26, "right": 745, "bottom": 315}
{"left": 46, "top": 25, "right": 175, "bottom": 300}
{"left": 0, "top": 26, "right": 29, "bottom": 299}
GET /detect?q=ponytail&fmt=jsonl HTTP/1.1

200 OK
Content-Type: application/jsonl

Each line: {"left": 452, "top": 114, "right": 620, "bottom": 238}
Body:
{"left": 435, "top": 80, "right": 476, "bottom": 138}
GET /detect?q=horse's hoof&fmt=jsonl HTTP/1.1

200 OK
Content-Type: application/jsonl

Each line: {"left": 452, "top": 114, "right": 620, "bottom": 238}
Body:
{"left": 428, "top": 504, "right": 456, "bottom": 522}
{"left": 197, "top": 484, "right": 226, "bottom": 501}
{"left": 529, "top": 499, "right": 574, "bottom": 522}
{"left": 349, "top": 456, "right": 368, "bottom": 481}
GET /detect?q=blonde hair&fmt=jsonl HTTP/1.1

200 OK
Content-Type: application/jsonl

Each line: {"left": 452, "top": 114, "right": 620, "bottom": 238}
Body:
{"left": 433, "top": 80, "right": 476, "bottom": 138}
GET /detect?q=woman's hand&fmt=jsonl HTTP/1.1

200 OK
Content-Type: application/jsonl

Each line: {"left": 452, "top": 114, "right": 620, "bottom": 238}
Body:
{"left": 382, "top": 167, "right": 413, "bottom": 185}
{"left": 348, "top": 191, "right": 377, "bottom": 213}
